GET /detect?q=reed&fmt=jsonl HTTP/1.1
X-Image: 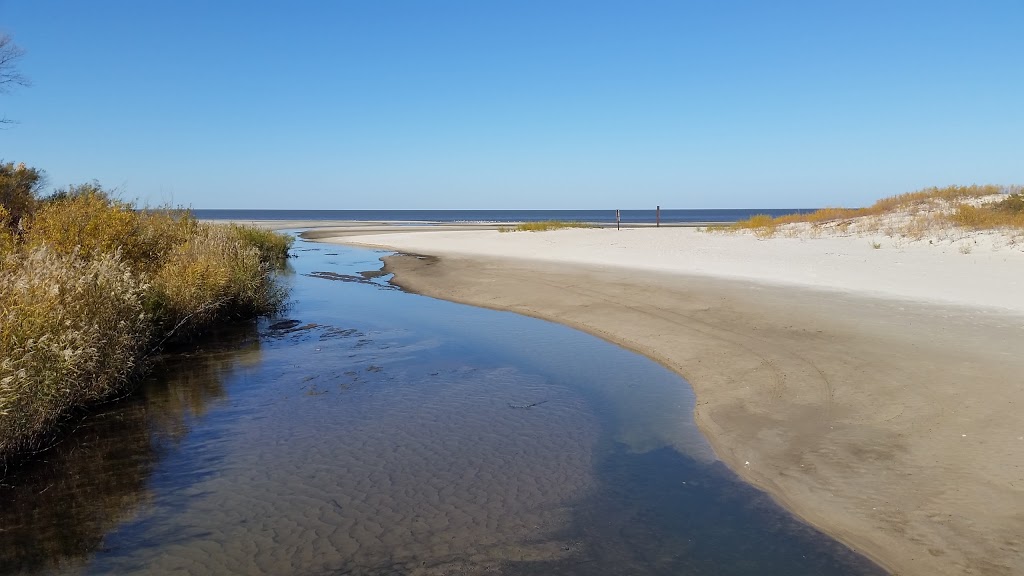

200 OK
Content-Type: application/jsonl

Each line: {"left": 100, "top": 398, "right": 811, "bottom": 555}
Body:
{"left": 0, "top": 248, "right": 149, "bottom": 458}
{"left": 0, "top": 174, "right": 292, "bottom": 463}
{"left": 228, "top": 223, "right": 292, "bottom": 265}
{"left": 26, "top": 187, "right": 198, "bottom": 271}
{"left": 149, "top": 223, "right": 287, "bottom": 337}
{"left": 0, "top": 206, "right": 15, "bottom": 257}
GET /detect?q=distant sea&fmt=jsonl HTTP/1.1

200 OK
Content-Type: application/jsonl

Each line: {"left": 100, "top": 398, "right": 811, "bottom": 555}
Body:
{"left": 192, "top": 208, "right": 810, "bottom": 225}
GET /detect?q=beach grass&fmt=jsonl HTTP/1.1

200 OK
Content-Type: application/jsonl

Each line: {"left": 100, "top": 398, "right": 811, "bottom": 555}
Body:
{"left": 716, "top": 184, "right": 1024, "bottom": 239}
{"left": 729, "top": 214, "right": 779, "bottom": 238}
{"left": 0, "top": 169, "right": 292, "bottom": 463}
{"left": 950, "top": 197, "right": 1024, "bottom": 230}
{"left": 510, "top": 220, "right": 596, "bottom": 232}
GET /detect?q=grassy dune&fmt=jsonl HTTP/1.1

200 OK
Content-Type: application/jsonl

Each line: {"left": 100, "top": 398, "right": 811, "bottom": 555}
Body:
{"left": 0, "top": 165, "right": 292, "bottom": 463}
{"left": 714, "top": 184, "right": 1024, "bottom": 239}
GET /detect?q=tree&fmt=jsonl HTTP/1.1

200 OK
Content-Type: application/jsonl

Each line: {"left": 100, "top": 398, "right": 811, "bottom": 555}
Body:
{"left": 0, "top": 161, "right": 44, "bottom": 230}
{"left": 0, "top": 34, "right": 29, "bottom": 124}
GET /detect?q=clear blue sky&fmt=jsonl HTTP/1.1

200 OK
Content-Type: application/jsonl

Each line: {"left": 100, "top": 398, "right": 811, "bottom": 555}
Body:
{"left": 1, "top": 1, "right": 1021, "bottom": 209}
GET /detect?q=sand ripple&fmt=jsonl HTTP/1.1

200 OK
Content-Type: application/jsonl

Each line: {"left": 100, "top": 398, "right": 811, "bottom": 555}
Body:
{"left": 88, "top": 326, "right": 599, "bottom": 575}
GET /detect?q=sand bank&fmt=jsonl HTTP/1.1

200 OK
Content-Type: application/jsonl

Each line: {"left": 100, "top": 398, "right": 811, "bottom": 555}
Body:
{"left": 201, "top": 219, "right": 511, "bottom": 232}
{"left": 321, "top": 226, "right": 1024, "bottom": 313}
{"left": 310, "top": 225, "right": 1024, "bottom": 576}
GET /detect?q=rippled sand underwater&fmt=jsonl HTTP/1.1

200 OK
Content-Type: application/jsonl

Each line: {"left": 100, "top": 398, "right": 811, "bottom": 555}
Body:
{"left": 0, "top": 240, "right": 885, "bottom": 576}
{"left": 96, "top": 328, "right": 601, "bottom": 574}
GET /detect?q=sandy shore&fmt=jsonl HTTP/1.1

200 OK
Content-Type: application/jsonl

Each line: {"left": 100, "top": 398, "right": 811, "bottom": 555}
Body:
{"left": 310, "top": 226, "right": 1024, "bottom": 576}
{"left": 204, "top": 220, "right": 720, "bottom": 232}
{"left": 202, "top": 219, "right": 512, "bottom": 232}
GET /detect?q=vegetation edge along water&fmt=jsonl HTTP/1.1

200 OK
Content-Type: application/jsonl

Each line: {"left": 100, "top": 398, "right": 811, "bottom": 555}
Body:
{"left": 0, "top": 161, "right": 293, "bottom": 466}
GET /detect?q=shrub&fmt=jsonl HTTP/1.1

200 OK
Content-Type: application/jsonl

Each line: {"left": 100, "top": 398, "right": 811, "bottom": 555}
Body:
{"left": 132, "top": 208, "right": 201, "bottom": 272}
{"left": 0, "top": 247, "right": 149, "bottom": 456}
{"left": 25, "top": 190, "right": 289, "bottom": 335}
{"left": 149, "top": 224, "right": 286, "bottom": 337}
{"left": 950, "top": 203, "right": 1024, "bottom": 230}
{"left": 24, "top": 187, "right": 140, "bottom": 263}
{"left": 993, "top": 193, "right": 1024, "bottom": 214}
{"left": 229, "top": 224, "right": 293, "bottom": 266}
{"left": 0, "top": 161, "right": 44, "bottom": 230}
{"left": 26, "top": 188, "right": 203, "bottom": 274}
{"left": 0, "top": 169, "right": 293, "bottom": 463}
{"left": 950, "top": 205, "right": 987, "bottom": 228}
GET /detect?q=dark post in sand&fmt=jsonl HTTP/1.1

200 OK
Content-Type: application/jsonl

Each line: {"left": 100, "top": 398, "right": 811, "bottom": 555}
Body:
{"left": 656, "top": 205, "right": 660, "bottom": 227}
{"left": 616, "top": 209, "right": 620, "bottom": 230}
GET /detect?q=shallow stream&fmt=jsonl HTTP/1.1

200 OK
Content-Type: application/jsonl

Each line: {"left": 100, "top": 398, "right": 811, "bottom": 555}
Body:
{"left": 0, "top": 237, "right": 884, "bottom": 575}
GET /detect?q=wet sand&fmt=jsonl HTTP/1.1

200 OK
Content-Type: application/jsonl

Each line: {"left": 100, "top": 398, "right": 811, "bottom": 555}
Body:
{"left": 208, "top": 220, "right": 513, "bottom": 232}
{"left": 303, "top": 233, "right": 1024, "bottom": 576}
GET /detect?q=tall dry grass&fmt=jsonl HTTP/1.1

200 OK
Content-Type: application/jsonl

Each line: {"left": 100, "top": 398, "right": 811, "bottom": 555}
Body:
{"left": 729, "top": 214, "right": 779, "bottom": 238}
{"left": 0, "top": 248, "right": 149, "bottom": 457}
{"left": 951, "top": 194, "right": 1024, "bottom": 230}
{"left": 26, "top": 187, "right": 199, "bottom": 271}
{"left": 869, "top": 184, "right": 1006, "bottom": 213}
{"left": 0, "top": 206, "right": 15, "bottom": 257}
{"left": 228, "top": 223, "right": 292, "bottom": 266}
{"left": 150, "top": 224, "right": 287, "bottom": 337}
{"left": 0, "top": 178, "right": 292, "bottom": 462}
{"left": 720, "top": 184, "right": 1024, "bottom": 239}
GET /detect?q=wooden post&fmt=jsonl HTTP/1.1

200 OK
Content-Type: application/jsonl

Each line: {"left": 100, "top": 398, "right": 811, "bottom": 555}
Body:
{"left": 616, "top": 209, "right": 620, "bottom": 230}
{"left": 656, "top": 205, "right": 660, "bottom": 227}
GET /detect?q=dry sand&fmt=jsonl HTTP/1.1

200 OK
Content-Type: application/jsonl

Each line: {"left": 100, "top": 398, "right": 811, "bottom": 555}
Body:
{"left": 204, "top": 219, "right": 514, "bottom": 233}
{"left": 310, "top": 225, "right": 1024, "bottom": 576}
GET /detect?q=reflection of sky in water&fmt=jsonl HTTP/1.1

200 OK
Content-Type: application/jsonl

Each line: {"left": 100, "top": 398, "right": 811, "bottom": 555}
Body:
{"left": 0, "top": 236, "right": 884, "bottom": 576}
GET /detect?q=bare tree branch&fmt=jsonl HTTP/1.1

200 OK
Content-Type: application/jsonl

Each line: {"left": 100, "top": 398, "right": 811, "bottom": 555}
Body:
{"left": 0, "top": 34, "right": 29, "bottom": 125}
{"left": 0, "top": 35, "right": 28, "bottom": 93}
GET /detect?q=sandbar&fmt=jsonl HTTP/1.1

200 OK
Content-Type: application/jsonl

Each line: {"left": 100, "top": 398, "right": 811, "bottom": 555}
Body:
{"left": 309, "top": 225, "right": 1024, "bottom": 576}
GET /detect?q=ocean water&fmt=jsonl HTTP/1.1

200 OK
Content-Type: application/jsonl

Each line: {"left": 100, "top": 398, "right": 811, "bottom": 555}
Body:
{"left": 192, "top": 208, "right": 810, "bottom": 224}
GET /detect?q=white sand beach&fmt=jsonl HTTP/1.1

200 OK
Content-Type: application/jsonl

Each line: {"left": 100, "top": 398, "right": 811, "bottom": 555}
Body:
{"left": 310, "top": 224, "right": 1024, "bottom": 576}
{"left": 326, "top": 226, "right": 1024, "bottom": 313}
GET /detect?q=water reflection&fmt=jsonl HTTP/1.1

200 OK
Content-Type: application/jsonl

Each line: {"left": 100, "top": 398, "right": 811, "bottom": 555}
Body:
{"left": 0, "top": 324, "right": 261, "bottom": 574}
